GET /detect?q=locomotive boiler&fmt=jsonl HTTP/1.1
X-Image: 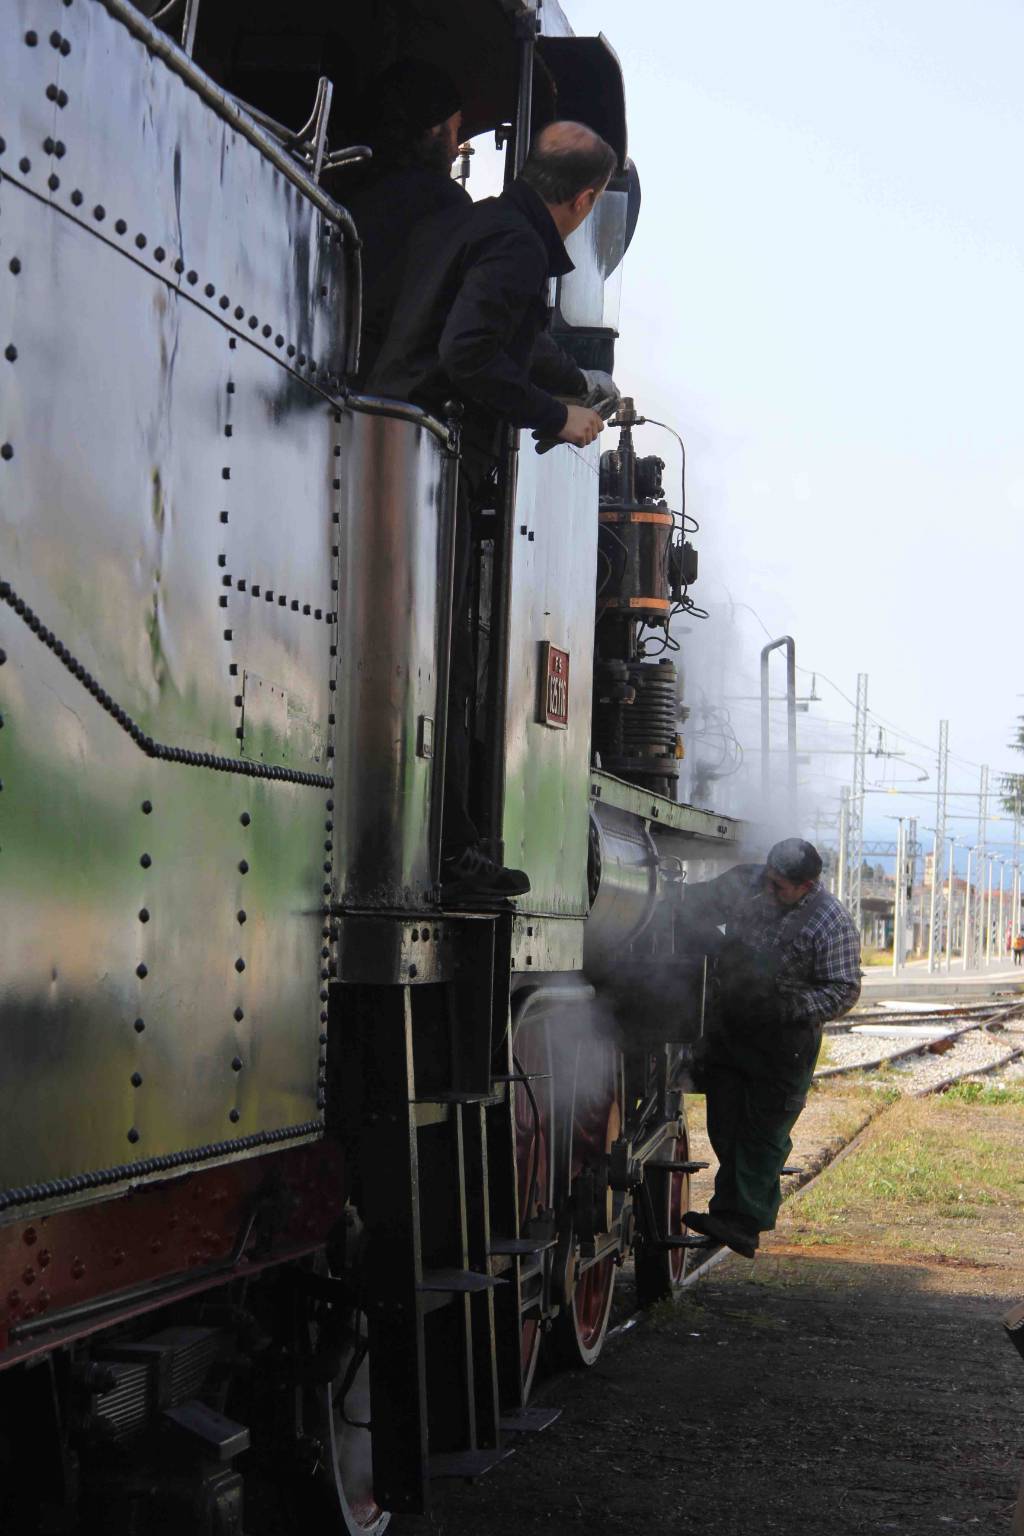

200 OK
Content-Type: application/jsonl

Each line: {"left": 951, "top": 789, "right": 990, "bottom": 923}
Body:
{"left": 0, "top": 0, "right": 741, "bottom": 1530}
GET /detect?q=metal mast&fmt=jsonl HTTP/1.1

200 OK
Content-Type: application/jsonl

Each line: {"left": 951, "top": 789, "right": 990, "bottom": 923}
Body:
{"left": 961, "top": 845, "right": 974, "bottom": 973}
{"left": 927, "top": 719, "right": 949, "bottom": 973}
{"left": 891, "top": 817, "right": 905, "bottom": 977}
{"left": 836, "top": 786, "right": 850, "bottom": 906}
{"left": 847, "top": 673, "right": 869, "bottom": 933}
{"left": 973, "top": 764, "right": 988, "bottom": 967}
{"left": 908, "top": 816, "right": 919, "bottom": 955}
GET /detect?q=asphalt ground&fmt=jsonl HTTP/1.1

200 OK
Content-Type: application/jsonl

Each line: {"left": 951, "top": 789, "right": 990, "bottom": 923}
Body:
{"left": 394, "top": 1089, "right": 1024, "bottom": 1535}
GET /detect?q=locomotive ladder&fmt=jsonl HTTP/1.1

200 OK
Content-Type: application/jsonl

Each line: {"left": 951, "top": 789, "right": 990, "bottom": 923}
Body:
{"left": 330, "top": 912, "right": 529, "bottom": 1515}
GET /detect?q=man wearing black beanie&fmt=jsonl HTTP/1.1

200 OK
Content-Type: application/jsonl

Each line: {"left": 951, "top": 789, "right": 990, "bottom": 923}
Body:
{"left": 680, "top": 839, "right": 861, "bottom": 1258}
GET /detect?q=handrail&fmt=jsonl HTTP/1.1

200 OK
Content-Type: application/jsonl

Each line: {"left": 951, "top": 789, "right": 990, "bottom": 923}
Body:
{"left": 343, "top": 393, "right": 457, "bottom": 453}
{"left": 98, "top": 0, "right": 362, "bottom": 374}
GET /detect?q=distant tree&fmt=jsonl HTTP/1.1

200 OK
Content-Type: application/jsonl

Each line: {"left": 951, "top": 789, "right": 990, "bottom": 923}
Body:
{"left": 1000, "top": 717, "right": 1024, "bottom": 818}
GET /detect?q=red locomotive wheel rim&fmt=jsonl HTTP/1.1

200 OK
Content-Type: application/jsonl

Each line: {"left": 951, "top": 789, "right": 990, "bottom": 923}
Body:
{"left": 572, "top": 1252, "right": 616, "bottom": 1351}
{"left": 324, "top": 1329, "right": 390, "bottom": 1533}
{"left": 565, "top": 1042, "right": 621, "bottom": 1362}
{"left": 512, "top": 1013, "right": 553, "bottom": 1390}
{"left": 665, "top": 1135, "right": 689, "bottom": 1285}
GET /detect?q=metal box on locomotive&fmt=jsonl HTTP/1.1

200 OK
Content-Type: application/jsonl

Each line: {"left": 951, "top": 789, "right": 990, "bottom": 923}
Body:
{"left": 0, "top": 1, "right": 741, "bottom": 1529}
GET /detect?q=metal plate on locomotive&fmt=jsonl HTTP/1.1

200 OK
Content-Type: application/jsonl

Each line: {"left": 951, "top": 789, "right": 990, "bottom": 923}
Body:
{"left": 500, "top": 443, "right": 598, "bottom": 921}
{"left": 0, "top": 0, "right": 351, "bottom": 1212}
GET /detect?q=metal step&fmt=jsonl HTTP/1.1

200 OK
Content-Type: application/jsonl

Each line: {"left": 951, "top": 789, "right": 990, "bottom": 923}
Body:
{"left": 428, "top": 1448, "right": 514, "bottom": 1480}
{"left": 414, "top": 1091, "right": 504, "bottom": 1107}
{"left": 499, "top": 1406, "right": 561, "bottom": 1434}
{"left": 488, "top": 1237, "right": 557, "bottom": 1257}
{"left": 491, "top": 1072, "right": 552, "bottom": 1084}
{"left": 651, "top": 1159, "right": 710, "bottom": 1173}
{"left": 418, "top": 1269, "right": 504, "bottom": 1294}
{"left": 781, "top": 1165, "right": 803, "bottom": 1176}
{"left": 659, "top": 1234, "right": 716, "bottom": 1250}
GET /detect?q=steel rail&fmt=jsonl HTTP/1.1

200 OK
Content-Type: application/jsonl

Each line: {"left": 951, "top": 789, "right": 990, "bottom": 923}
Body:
{"left": 814, "top": 1006, "right": 1024, "bottom": 1081}
{"left": 837, "top": 998, "right": 1022, "bottom": 1030}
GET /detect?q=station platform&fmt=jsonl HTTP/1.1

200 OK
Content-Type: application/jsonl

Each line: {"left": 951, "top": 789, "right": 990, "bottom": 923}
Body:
{"left": 859, "top": 958, "right": 1024, "bottom": 1004}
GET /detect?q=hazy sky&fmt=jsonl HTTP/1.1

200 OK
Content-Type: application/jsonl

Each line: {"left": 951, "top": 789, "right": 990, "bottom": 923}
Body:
{"left": 565, "top": 0, "right": 1024, "bottom": 860}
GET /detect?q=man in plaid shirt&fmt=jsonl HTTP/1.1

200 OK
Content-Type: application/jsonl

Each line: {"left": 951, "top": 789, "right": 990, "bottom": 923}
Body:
{"left": 680, "top": 838, "right": 861, "bottom": 1257}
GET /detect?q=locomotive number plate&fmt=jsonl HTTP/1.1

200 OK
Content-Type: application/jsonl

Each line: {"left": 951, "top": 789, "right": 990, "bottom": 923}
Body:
{"left": 538, "top": 642, "right": 570, "bottom": 729}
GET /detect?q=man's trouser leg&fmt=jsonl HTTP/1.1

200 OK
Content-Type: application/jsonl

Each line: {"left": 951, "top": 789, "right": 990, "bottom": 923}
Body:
{"left": 441, "top": 447, "right": 494, "bottom": 858}
{"left": 703, "top": 1055, "right": 746, "bottom": 1220}
{"left": 706, "top": 1028, "right": 816, "bottom": 1234}
{"left": 730, "top": 1073, "right": 809, "bottom": 1232}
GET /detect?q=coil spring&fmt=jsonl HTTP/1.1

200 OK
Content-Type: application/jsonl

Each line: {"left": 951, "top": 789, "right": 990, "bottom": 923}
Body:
{"left": 621, "top": 660, "right": 678, "bottom": 753}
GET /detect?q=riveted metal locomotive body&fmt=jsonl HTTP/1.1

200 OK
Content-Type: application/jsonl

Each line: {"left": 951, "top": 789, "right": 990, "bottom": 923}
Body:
{"left": 0, "top": 2, "right": 739, "bottom": 1529}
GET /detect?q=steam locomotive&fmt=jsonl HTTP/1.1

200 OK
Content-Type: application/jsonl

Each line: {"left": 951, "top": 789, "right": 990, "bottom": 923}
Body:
{"left": 0, "top": 1, "right": 740, "bottom": 1529}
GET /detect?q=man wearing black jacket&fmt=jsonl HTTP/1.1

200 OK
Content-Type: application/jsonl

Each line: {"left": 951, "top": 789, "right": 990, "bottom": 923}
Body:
{"left": 337, "top": 60, "right": 470, "bottom": 382}
{"left": 370, "top": 119, "right": 614, "bottom": 452}
{"left": 369, "top": 121, "right": 617, "bottom": 900}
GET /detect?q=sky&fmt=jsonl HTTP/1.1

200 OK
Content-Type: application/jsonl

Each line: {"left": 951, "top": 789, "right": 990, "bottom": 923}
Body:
{"left": 545, "top": 0, "right": 1024, "bottom": 867}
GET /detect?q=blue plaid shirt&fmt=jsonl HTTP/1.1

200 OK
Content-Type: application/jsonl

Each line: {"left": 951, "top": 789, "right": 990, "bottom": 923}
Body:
{"left": 684, "top": 864, "right": 862, "bottom": 1027}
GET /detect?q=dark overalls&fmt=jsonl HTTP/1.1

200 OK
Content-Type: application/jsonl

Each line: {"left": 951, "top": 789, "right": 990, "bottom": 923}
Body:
{"left": 703, "top": 935, "right": 823, "bottom": 1237}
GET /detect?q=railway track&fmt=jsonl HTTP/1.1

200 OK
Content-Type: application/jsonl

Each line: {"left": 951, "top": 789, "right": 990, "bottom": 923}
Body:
{"left": 828, "top": 997, "right": 1021, "bottom": 1031}
{"left": 815, "top": 998, "right": 1024, "bottom": 1085}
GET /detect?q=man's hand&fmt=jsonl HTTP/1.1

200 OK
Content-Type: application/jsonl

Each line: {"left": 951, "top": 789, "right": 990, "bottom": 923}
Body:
{"left": 580, "top": 369, "right": 621, "bottom": 418}
{"left": 558, "top": 404, "right": 606, "bottom": 447}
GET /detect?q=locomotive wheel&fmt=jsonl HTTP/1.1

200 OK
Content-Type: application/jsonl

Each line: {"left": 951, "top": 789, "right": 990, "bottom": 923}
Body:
{"left": 285, "top": 1258, "right": 390, "bottom": 1536}
{"left": 307, "top": 1311, "right": 389, "bottom": 1536}
{"left": 511, "top": 1010, "right": 554, "bottom": 1398}
{"left": 551, "top": 1037, "right": 623, "bottom": 1368}
{"left": 635, "top": 1131, "right": 692, "bottom": 1306}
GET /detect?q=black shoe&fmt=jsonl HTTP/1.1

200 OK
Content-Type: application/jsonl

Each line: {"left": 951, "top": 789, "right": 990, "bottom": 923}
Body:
{"left": 441, "top": 845, "right": 531, "bottom": 901}
{"left": 684, "top": 1210, "right": 758, "bottom": 1260}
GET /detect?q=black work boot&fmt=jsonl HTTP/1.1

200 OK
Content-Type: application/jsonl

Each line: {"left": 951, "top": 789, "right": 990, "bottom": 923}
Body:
{"left": 684, "top": 1210, "right": 758, "bottom": 1260}
{"left": 441, "top": 845, "right": 531, "bottom": 902}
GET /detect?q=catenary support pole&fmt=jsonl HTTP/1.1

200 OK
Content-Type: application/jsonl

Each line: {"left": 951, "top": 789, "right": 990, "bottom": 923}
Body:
{"left": 927, "top": 721, "right": 949, "bottom": 973}
{"left": 759, "top": 637, "right": 798, "bottom": 828}
{"left": 961, "top": 846, "right": 974, "bottom": 973}
{"left": 998, "top": 859, "right": 1006, "bottom": 962}
{"left": 985, "top": 855, "right": 994, "bottom": 965}
{"left": 944, "top": 838, "right": 955, "bottom": 973}
{"left": 973, "top": 765, "right": 988, "bottom": 967}
{"left": 837, "top": 786, "right": 850, "bottom": 907}
{"left": 909, "top": 817, "right": 919, "bottom": 955}
{"left": 848, "top": 673, "right": 869, "bottom": 935}
{"left": 892, "top": 817, "right": 905, "bottom": 977}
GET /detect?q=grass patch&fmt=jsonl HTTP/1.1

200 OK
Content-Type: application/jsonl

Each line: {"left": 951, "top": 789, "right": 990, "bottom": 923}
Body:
{"left": 815, "top": 1034, "right": 836, "bottom": 1069}
{"left": 811, "top": 1077, "right": 900, "bottom": 1107}
{"left": 861, "top": 947, "right": 894, "bottom": 967}
{"left": 942, "top": 1080, "right": 1024, "bottom": 1107}
{"left": 777, "top": 1229, "right": 847, "bottom": 1247}
{"left": 783, "top": 1098, "right": 1024, "bottom": 1254}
